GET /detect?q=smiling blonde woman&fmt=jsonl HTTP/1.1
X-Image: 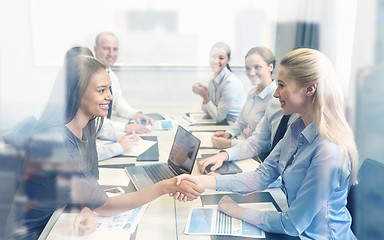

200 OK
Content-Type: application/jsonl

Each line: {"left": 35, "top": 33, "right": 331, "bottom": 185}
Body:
{"left": 177, "top": 48, "right": 358, "bottom": 240}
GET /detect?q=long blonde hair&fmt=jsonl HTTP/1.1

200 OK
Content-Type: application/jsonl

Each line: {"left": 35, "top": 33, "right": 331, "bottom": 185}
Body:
{"left": 280, "top": 48, "right": 358, "bottom": 185}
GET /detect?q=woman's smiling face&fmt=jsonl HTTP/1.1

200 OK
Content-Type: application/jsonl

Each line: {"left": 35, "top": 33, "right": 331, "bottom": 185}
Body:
{"left": 245, "top": 53, "right": 273, "bottom": 87}
{"left": 210, "top": 47, "right": 230, "bottom": 76}
{"left": 79, "top": 69, "right": 112, "bottom": 119}
{"left": 273, "top": 66, "right": 307, "bottom": 116}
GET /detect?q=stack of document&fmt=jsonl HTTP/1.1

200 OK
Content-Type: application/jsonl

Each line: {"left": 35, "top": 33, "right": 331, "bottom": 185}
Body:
{"left": 192, "top": 132, "right": 214, "bottom": 148}
{"left": 188, "top": 113, "right": 216, "bottom": 125}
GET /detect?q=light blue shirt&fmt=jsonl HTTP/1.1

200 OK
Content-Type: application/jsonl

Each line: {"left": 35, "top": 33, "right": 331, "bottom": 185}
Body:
{"left": 202, "top": 67, "right": 245, "bottom": 123}
{"left": 216, "top": 117, "right": 355, "bottom": 239}
{"left": 225, "top": 98, "right": 288, "bottom": 161}
{"left": 226, "top": 81, "right": 277, "bottom": 146}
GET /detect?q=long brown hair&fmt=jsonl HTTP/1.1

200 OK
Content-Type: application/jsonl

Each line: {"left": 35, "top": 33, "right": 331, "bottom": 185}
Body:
{"left": 36, "top": 56, "right": 105, "bottom": 135}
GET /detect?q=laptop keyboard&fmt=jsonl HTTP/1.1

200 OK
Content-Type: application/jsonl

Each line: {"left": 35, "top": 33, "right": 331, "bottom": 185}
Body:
{"left": 143, "top": 164, "right": 175, "bottom": 183}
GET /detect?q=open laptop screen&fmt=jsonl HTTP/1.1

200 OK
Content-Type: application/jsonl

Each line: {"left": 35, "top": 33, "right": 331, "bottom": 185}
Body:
{"left": 168, "top": 126, "right": 200, "bottom": 175}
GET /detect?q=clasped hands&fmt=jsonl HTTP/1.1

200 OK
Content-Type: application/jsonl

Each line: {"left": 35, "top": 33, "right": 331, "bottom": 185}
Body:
{"left": 168, "top": 175, "right": 204, "bottom": 202}
{"left": 192, "top": 83, "right": 209, "bottom": 101}
{"left": 167, "top": 174, "right": 220, "bottom": 201}
{"left": 211, "top": 131, "right": 231, "bottom": 149}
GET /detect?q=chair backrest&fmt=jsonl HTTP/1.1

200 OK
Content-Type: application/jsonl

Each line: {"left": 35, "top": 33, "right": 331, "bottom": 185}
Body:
{"left": 3, "top": 116, "right": 37, "bottom": 151}
{"left": 347, "top": 158, "right": 384, "bottom": 240}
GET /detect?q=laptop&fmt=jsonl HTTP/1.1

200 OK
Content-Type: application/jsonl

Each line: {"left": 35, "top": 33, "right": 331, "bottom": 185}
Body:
{"left": 125, "top": 125, "right": 201, "bottom": 190}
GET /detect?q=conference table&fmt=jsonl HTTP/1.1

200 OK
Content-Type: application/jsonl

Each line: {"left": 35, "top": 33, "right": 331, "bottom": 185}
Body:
{"left": 40, "top": 116, "right": 297, "bottom": 240}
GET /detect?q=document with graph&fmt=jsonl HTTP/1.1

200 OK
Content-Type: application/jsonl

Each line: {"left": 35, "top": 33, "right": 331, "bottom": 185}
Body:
{"left": 95, "top": 204, "right": 148, "bottom": 234}
{"left": 185, "top": 202, "right": 277, "bottom": 238}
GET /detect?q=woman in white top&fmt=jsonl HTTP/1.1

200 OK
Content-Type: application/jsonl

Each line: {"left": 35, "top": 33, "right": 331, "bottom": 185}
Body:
{"left": 193, "top": 42, "right": 245, "bottom": 124}
{"left": 211, "top": 47, "right": 277, "bottom": 149}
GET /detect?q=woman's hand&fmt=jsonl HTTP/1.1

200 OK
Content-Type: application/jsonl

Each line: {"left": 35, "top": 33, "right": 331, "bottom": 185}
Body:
{"left": 192, "top": 83, "right": 205, "bottom": 95}
{"left": 170, "top": 174, "right": 219, "bottom": 202}
{"left": 73, "top": 207, "right": 97, "bottom": 236}
{"left": 117, "top": 132, "right": 140, "bottom": 152}
{"left": 135, "top": 112, "right": 155, "bottom": 126}
{"left": 212, "top": 131, "right": 231, "bottom": 139}
{"left": 167, "top": 175, "right": 205, "bottom": 202}
{"left": 211, "top": 136, "right": 231, "bottom": 149}
{"left": 218, "top": 195, "right": 245, "bottom": 220}
{"left": 124, "top": 123, "right": 151, "bottom": 134}
{"left": 192, "top": 83, "right": 209, "bottom": 101}
{"left": 198, "top": 152, "right": 229, "bottom": 174}
{"left": 241, "top": 126, "right": 251, "bottom": 139}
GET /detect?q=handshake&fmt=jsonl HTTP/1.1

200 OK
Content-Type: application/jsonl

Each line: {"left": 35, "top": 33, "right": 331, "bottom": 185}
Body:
{"left": 167, "top": 174, "right": 207, "bottom": 202}
{"left": 167, "top": 174, "right": 245, "bottom": 220}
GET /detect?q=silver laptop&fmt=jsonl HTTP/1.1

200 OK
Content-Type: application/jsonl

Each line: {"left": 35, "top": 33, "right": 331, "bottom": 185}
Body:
{"left": 125, "top": 125, "right": 201, "bottom": 190}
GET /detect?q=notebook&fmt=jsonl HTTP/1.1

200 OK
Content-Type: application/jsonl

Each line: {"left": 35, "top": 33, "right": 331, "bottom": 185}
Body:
{"left": 125, "top": 125, "right": 201, "bottom": 190}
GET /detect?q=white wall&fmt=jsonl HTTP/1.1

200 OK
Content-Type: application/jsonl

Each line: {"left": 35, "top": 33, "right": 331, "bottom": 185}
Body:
{"left": 0, "top": 0, "right": 276, "bottom": 129}
{"left": 0, "top": 0, "right": 60, "bottom": 129}
{"left": 115, "top": 66, "right": 253, "bottom": 115}
{"left": 0, "top": 0, "right": 377, "bottom": 132}
{"left": 26, "top": 0, "right": 279, "bottom": 67}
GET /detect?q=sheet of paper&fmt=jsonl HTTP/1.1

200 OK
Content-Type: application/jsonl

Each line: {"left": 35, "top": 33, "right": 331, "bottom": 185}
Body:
{"left": 46, "top": 205, "right": 148, "bottom": 240}
{"left": 95, "top": 204, "right": 149, "bottom": 235}
{"left": 192, "top": 132, "right": 214, "bottom": 148}
{"left": 122, "top": 138, "right": 156, "bottom": 157}
{"left": 45, "top": 212, "right": 88, "bottom": 240}
{"left": 185, "top": 202, "right": 276, "bottom": 238}
{"left": 146, "top": 120, "right": 174, "bottom": 130}
{"left": 97, "top": 138, "right": 156, "bottom": 157}
{"left": 168, "top": 115, "right": 194, "bottom": 126}
{"left": 189, "top": 113, "right": 216, "bottom": 124}
{"left": 98, "top": 157, "right": 135, "bottom": 166}
{"left": 97, "top": 168, "right": 130, "bottom": 186}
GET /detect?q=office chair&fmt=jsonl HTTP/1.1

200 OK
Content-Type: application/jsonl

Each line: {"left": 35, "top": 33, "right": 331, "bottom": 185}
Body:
{"left": 0, "top": 116, "right": 37, "bottom": 239}
{"left": 347, "top": 158, "right": 384, "bottom": 240}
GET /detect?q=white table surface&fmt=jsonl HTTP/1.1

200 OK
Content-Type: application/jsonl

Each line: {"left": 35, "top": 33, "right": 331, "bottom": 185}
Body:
{"left": 41, "top": 120, "right": 288, "bottom": 240}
